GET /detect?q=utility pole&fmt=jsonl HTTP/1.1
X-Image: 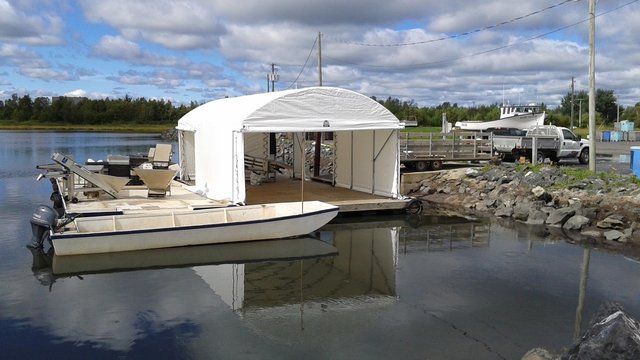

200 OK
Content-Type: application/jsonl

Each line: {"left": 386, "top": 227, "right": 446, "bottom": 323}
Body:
{"left": 317, "top": 32, "right": 322, "bottom": 87}
{"left": 267, "top": 64, "right": 279, "bottom": 159}
{"left": 269, "top": 63, "right": 278, "bottom": 92}
{"left": 313, "top": 32, "right": 323, "bottom": 178}
{"left": 588, "top": 0, "right": 596, "bottom": 171}
{"left": 578, "top": 98, "right": 584, "bottom": 128}
{"left": 570, "top": 76, "right": 575, "bottom": 129}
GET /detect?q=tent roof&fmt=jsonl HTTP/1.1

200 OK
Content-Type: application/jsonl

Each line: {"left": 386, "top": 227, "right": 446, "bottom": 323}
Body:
{"left": 176, "top": 86, "right": 402, "bottom": 133}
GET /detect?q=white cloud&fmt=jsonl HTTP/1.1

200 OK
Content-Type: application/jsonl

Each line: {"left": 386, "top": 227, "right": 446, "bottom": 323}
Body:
{"left": 92, "top": 35, "right": 189, "bottom": 67}
{"left": 0, "top": 0, "right": 64, "bottom": 45}
{"left": 0, "top": 43, "right": 74, "bottom": 81}
{"left": 80, "top": 0, "right": 226, "bottom": 49}
{"left": 63, "top": 88, "right": 112, "bottom": 99}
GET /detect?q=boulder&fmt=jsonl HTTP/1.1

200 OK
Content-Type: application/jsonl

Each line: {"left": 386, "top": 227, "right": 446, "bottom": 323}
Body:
{"left": 484, "top": 198, "right": 497, "bottom": 208}
{"left": 604, "top": 230, "right": 624, "bottom": 241}
{"left": 597, "top": 214, "right": 625, "bottom": 229}
{"left": 561, "top": 302, "right": 640, "bottom": 360}
{"left": 563, "top": 215, "right": 590, "bottom": 231}
{"left": 521, "top": 348, "right": 555, "bottom": 360}
{"left": 495, "top": 206, "right": 513, "bottom": 218}
{"left": 513, "top": 202, "right": 531, "bottom": 221}
{"left": 546, "top": 208, "right": 576, "bottom": 227}
{"left": 527, "top": 210, "right": 548, "bottom": 225}
{"left": 465, "top": 168, "right": 480, "bottom": 178}
{"left": 531, "top": 186, "right": 552, "bottom": 202}
{"left": 581, "top": 207, "right": 597, "bottom": 220}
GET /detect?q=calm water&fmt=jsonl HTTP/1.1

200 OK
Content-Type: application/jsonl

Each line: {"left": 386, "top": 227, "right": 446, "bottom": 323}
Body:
{"left": 1, "top": 131, "right": 640, "bottom": 359}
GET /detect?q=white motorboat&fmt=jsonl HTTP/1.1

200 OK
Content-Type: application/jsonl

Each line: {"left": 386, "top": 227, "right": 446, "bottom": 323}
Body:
{"left": 455, "top": 104, "right": 545, "bottom": 131}
{"left": 50, "top": 201, "right": 339, "bottom": 256}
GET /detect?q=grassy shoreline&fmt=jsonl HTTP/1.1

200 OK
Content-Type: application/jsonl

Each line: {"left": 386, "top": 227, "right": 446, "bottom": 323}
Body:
{"left": 0, "top": 121, "right": 174, "bottom": 133}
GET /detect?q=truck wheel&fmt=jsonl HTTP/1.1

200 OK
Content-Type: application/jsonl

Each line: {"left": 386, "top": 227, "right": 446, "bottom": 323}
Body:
{"left": 431, "top": 160, "right": 443, "bottom": 171}
{"left": 415, "top": 161, "right": 429, "bottom": 172}
{"left": 536, "top": 151, "right": 545, "bottom": 164}
{"left": 578, "top": 148, "right": 589, "bottom": 165}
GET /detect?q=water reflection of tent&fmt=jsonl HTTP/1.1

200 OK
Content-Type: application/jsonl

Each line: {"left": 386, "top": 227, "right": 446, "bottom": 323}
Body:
{"left": 195, "top": 222, "right": 398, "bottom": 311}
{"left": 401, "top": 221, "right": 491, "bottom": 253}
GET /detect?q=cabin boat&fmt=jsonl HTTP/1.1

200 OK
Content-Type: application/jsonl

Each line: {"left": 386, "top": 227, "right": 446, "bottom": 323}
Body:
{"left": 455, "top": 104, "right": 545, "bottom": 131}
{"left": 50, "top": 201, "right": 338, "bottom": 256}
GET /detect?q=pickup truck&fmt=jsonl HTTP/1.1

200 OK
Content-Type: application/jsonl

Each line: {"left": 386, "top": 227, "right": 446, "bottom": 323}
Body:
{"left": 492, "top": 125, "right": 590, "bottom": 164}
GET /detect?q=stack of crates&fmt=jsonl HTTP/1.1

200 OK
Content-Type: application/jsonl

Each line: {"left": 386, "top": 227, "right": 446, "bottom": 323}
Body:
{"left": 621, "top": 120, "right": 635, "bottom": 132}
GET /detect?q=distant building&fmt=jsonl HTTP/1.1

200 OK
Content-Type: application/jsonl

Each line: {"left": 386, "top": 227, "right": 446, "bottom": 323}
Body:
{"left": 52, "top": 96, "right": 87, "bottom": 105}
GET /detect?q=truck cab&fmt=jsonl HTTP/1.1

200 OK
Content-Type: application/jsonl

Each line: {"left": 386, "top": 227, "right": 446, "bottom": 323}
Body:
{"left": 527, "top": 126, "right": 589, "bottom": 164}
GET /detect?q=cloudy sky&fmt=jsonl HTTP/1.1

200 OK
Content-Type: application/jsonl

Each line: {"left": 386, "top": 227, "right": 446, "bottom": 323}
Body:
{"left": 1, "top": 0, "right": 639, "bottom": 106}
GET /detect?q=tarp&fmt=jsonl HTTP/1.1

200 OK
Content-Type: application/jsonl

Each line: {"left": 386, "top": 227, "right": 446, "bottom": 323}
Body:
{"left": 176, "top": 87, "right": 402, "bottom": 203}
{"left": 177, "top": 87, "right": 401, "bottom": 133}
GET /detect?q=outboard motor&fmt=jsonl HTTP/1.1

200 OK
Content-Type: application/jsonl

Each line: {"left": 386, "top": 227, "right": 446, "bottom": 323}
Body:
{"left": 28, "top": 205, "right": 58, "bottom": 249}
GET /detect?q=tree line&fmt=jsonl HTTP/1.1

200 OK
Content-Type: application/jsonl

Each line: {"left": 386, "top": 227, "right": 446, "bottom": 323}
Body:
{"left": 1, "top": 89, "right": 638, "bottom": 128}
{"left": 375, "top": 88, "right": 639, "bottom": 128}
{"left": 0, "top": 94, "right": 198, "bottom": 124}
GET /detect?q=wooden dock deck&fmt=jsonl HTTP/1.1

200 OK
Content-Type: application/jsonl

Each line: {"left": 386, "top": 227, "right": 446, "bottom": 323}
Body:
{"left": 64, "top": 177, "right": 408, "bottom": 216}
{"left": 248, "top": 176, "right": 408, "bottom": 213}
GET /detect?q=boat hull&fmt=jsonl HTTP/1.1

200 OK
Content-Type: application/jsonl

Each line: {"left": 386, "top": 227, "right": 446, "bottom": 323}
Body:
{"left": 52, "top": 205, "right": 338, "bottom": 256}
{"left": 455, "top": 112, "right": 545, "bottom": 131}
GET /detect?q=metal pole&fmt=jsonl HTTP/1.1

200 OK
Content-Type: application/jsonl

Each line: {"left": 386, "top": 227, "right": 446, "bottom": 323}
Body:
{"left": 313, "top": 32, "right": 323, "bottom": 177}
{"left": 588, "top": 0, "right": 597, "bottom": 171}
{"left": 579, "top": 99, "right": 583, "bottom": 128}
{"left": 532, "top": 136, "right": 538, "bottom": 165}
{"left": 271, "top": 63, "right": 275, "bottom": 92}
{"left": 570, "top": 76, "right": 575, "bottom": 129}
{"left": 317, "top": 32, "right": 322, "bottom": 86}
{"left": 300, "top": 132, "right": 305, "bottom": 213}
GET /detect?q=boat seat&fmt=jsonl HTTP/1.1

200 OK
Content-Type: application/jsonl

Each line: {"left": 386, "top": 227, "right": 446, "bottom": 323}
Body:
{"left": 153, "top": 144, "right": 172, "bottom": 169}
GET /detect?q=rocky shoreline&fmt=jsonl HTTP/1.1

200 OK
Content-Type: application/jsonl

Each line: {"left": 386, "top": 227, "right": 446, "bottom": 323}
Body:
{"left": 407, "top": 164, "right": 640, "bottom": 247}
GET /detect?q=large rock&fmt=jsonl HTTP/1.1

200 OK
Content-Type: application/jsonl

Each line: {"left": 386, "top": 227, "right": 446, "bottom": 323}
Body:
{"left": 527, "top": 210, "right": 548, "bottom": 225}
{"left": 465, "top": 168, "right": 480, "bottom": 178}
{"left": 597, "top": 215, "right": 625, "bottom": 229}
{"left": 495, "top": 206, "right": 513, "bottom": 218}
{"left": 604, "top": 230, "right": 624, "bottom": 241}
{"left": 561, "top": 302, "right": 640, "bottom": 360}
{"left": 563, "top": 215, "right": 590, "bottom": 231}
{"left": 546, "top": 208, "right": 576, "bottom": 227}
{"left": 531, "top": 186, "right": 552, "bottom": 202}
{"left": 522, "top": 348, "right": 555, "bottom": 360}
{"left": 513, "top": 202, "right": 532, "bottom": 221}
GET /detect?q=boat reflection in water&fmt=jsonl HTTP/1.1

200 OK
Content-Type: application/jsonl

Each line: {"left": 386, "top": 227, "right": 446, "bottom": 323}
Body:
{"left": 26, "top": 217, "right": 493, "bottom": 351}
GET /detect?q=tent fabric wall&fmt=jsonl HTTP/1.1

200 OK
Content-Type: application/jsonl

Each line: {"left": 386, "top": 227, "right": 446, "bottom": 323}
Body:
{"left": 178, "top": 130, "right": 196, "bottom": 181}
{"left": 334, "top": 130, "right": 399, "bottom": 198}
{"left": 176, "top": 86, "right": 402, "bottom": 203}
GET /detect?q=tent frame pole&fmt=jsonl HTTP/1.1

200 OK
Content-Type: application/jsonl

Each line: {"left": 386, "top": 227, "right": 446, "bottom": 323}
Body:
{"left": 372, "top": 130, "right": 376, "bottom": 195}
{"left": 231, "top": 131, "right": 236, "bottom": 203}
{"left": 296, "top": 132, "right": 305, "bottom": 214}
{"left": 396, "top": 129, "right": 401, "bottom": 198}
{"left": 350, "top": 131, "right": 354, "bottom": 190}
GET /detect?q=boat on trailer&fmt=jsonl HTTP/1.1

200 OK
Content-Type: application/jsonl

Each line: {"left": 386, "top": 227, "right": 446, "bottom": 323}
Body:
{"left": 455, "top": 104, "right": 545, "bottom": 131}
{"left": 48, "top": 201, "right": 338, "bottom": 256}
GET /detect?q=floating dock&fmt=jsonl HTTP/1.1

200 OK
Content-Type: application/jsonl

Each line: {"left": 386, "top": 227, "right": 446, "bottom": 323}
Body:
{"left": 64, "top": 178, "right": 409, "bottom": 216}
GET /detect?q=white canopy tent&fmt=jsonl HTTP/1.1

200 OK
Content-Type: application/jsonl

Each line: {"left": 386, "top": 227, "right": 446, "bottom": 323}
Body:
{"left": 176, "top": 86, "right": 403, "bottom": 204}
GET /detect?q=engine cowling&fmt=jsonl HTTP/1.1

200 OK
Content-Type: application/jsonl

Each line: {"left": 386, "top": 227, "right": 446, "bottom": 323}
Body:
{"left": 28, "top": 205, "right": 58, "bottom": 249}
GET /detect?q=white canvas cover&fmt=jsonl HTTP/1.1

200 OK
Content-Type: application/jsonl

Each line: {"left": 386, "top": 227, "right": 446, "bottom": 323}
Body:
{"left": 176, "top": 87, "right": 402, "bottom": 203}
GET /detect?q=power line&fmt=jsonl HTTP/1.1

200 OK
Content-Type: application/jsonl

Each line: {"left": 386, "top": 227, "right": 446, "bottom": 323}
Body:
{"left": 324, "top": 0, "right": 640, "bottom": 70}
{"left": 286, "top": 37, "right": 318, "bottom": 89}
{"left": 328, "top": 0, "right": 580, "bottom": 47}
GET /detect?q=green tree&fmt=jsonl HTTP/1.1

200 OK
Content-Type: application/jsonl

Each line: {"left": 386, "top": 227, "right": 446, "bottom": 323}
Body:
{"left": 559, "top": 89, "right": 618, "bottom": 123}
